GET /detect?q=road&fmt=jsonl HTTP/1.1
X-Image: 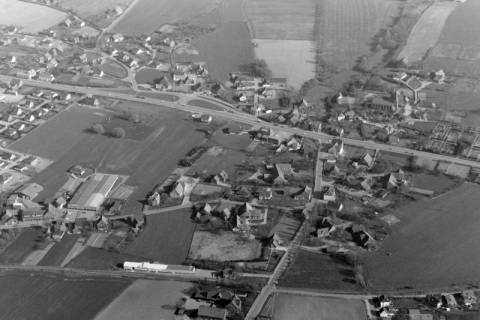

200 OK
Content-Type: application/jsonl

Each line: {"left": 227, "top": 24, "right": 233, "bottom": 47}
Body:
{"left": 3, "top": 75, "right": 480, "bottom": 169}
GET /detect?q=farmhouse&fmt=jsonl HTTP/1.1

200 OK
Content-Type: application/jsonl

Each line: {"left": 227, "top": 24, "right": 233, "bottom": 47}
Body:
{"left": 67, "top": 173, "right": 119, "bottom": 216}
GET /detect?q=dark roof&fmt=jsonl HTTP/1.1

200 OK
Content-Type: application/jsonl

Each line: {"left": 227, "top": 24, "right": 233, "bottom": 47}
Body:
{"left": 197, "top": 306, "right": 227, "bottom": 319}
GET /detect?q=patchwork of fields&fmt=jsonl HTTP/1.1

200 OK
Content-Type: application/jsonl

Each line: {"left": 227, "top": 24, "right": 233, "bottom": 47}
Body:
{"left": 244, "top": 0, "right": 399, "bottom": 88}
{"left": 0, "top": 0, "right": 66, "bottom": 34}
{"left": 363, "top": 183, "right": 480, "bottom": 290}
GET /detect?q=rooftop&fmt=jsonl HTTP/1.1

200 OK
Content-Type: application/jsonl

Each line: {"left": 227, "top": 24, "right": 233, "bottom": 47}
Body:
{"left": 68, "top": 173, "right": 119, "bottom": 210}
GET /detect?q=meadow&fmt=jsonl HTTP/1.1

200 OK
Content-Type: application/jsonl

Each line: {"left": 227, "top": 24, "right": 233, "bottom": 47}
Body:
{"left": 0, "top": 0, "right": 66, "bottom": 34}
{"left": 94, "top": 280, "right": 191, "bottom": 320}
{"left": 0, "top": 270, "right": 131, "bottom": 320}
{"left": 0, "top": 228, "right": 45, "bottom": 264}
{"left": 112, "top": 0, "right": 219, "bottom": 36}
{"left": 362, "top": 183, "right": 480, "bottom": 290}
{"left": 398, "top": 2, "right": 456, "bottom": 63}
{"left": 124, "top": 209, "right": 196, "bottom": 264}
{"left": 273, "top": 293, "right": 367, "bottom": 320}
{"left": 425, "top": 0, "right": 480, "bottom": 78}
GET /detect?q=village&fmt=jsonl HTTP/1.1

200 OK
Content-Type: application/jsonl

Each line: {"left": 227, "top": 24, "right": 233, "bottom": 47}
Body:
{"left": 0, "top": 0, "right": 479, "bottom": 319}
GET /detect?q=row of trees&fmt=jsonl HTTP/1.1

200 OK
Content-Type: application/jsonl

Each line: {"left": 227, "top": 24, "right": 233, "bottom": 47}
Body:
{"left": 91, "top": 124, "right": 126, "bottom": 138}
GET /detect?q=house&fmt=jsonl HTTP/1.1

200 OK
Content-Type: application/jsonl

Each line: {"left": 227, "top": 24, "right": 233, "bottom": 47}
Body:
{"left": 258, "top": 188, "right": 273, "bottom": 200}
{"left": 200, "top": 114, "right": 212, "bottom": 123}
{"left": 197, "top": 306, "right": 227, "bottom": 320}
{"left": 38, "top": 72, "right": 55, "bottom": 82}
{"left": 0, "top": 172, "right": 12, "bottom": 185}
{"left": 291, "top": 185, "right": 312, "bottom": 201}
{"left": 443, "top": 294, "right": 458, "bottom": 309}
{"left": 155, "top": 76, "right": 172, "bottom": 91}
{"left": 16, "top": 183, "right": 43, "bottom": 200}
{"left": 365, "top": 97, "right": 396, "bottom": 112}
{"left": 432, "top": 69, "right": 446, "bottom": 84}
{"left": 169, "top": 182, "right": 185, "bottom": 199}
{"left": 147, "top": 192, "right": 161, "bottom": 207}
{"left": 322, "top": 185, "right": 336, "bottom": 202}
{"left": 236, "top": 202, "right": 268, "bottom": 227}
{"left": 16, "top": 69, "right": 36, "bottom": 80}
{"left": 462, "top": 290, "right": 477, "bottom": 307}
{"left": 21, "top": 203, "right": 45, "bottom": 221}
{"left": 360, "top": 153, "right": 374, "bottom": 167}
{"left": 112, "top": 33, "right": 124, "bottom": 42}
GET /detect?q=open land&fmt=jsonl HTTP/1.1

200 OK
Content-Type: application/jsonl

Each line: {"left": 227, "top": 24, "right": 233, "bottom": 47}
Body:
{"left": 362, "top": 183, "right": 480, "bottom": 290}
{"left": 411, "top": 173, "right": 458, "bottom": 194}
{"left": 398, "top": 2, "right": 457, "bottom": 63}
{"left": 245, "top": 0, "right": 316, "bottom": 40}
{"left": 94, "top": 280, "right": 191, "bottom": 320}
{"left": 0, "top": 270, "right": 131, "bottom": 320}
{"left": 0, "top": 0, "right": 67, "bottom": 34}
{"left": 124, "top": 209, "right": 196, "bottom": 264}
{"left": 317, "top": 0, "right": 400, "bottom": 70}
{"left": 10, "top": 105, "right": 106, "bottom": 161}
{"left": 112, "top": 0, "right": 220, "bottom": 36}
{"left": 281, "top": 250, "right": 362, "bottom": 291}
{"left": 12, "top": 103, "right": 204, "bottom": 215}
{"left": 188, "top": 231, "right": 262, "bottom": 261}
{"left": 253, "top": 39, "right": 316, "bottom": 89}
{"left": 191, "top": 21, "right": 255, "bottom": 82}
{"left": 101, "top": 59, "right": 128, "bottom": 79}
{"left": 424, "top": 0, "right": 480, "bottom": 78}
{"left": 0, "top": 228, "right": 45, "bottom": 264}
{"left": 272, "top": 293, "right": 367, "bottom": 320}
{"left": 38, "top": 234, "right": 80, "bottom": 267}
{"left": 67, "top": 247, "right": 146, "bottom": 270}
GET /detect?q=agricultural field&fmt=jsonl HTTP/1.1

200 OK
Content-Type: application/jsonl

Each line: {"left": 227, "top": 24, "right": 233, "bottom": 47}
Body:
{"left": 272, "top": 293, "right": 367, "bottom": 320}
{"left": 0, "top": 0, "right": 67, "bottom": 34}
{"left": 124, "top": 209, "right": 196, "bottom": 264}
{"left": 245, "top": 0, "right": 315, "bottom": 40}
{"left": 362, "top": 183, "right": 480, "bottom": 290}
{"left": 101, "top": 58, "right": 128, "bottom": 79}
{"left": 10, "top": 105, "right": 106, "bottom": 161}
{"left": 188, "top": 231, "right": 262, "bottom": 261}
{"left": 0, "top": 228, "right": 46, "bottom": 264}
{"left": 67, "top": 247, "right": 145, "bottom": 270}
{"left": 37, "top": 234, "right": 80, "bottom": 267}
{"left": 424, "top": 0, "right": 480, "bottom": 78}
{"left": 0, "top": 270, "right": 131, "bottom": 320}
{"left": 13, "top": 103, "right": 204, "bottom": 215}
{"left": 398, "top": 2, "right": 457, "bottom": 63}
{"left": 280, "top": 250, "right": 363, "bottom": 291}
{"left": 253, "top": 39, "right": 316, "bottom": 89}
{"left": 191, "top": 21, "right": 255, "bottom": 81}
{"left": 112, "top": 0, "right": 220, "bottom": 36}
{"left": 411, "top": 173, "right": 458, "bottom": 194}
{"left": 94, "top": 280, "right": 191, "bottom": 320}
{"left": 316, "top": 0, "right": 399, "bottom": 70}
{"left": 57, "top": 0, "right": 133, "bottom": 28}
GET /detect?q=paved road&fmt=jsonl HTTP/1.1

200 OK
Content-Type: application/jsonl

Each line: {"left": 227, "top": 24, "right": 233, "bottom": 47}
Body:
{"left": 3, "top": 75, "right": 480, "bottom": 169}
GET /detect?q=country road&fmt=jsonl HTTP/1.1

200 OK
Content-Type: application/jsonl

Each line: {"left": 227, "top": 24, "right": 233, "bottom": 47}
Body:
{"left": 2, "top": 75, "right": 479, "bottom": 170}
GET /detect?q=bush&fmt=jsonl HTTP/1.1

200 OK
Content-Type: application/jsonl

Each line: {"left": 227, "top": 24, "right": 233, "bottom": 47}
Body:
{"left": 91, "top": 123, "right": 105, "bottom": 134}
{"left": 239, "top": 59, "right": 272, "bottom": 78}
{"left": 111, "top": 127, "right": 126, "bottom": 138}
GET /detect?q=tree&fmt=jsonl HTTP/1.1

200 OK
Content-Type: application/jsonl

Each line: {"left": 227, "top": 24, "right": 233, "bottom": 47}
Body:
{"left": 91, "top": 123, "right": 105, "bottom": 134}
{"left": 111, "top": 127, "right": 126, "bottom": 138}
{"left": 239, "top": 59, "right": 272, "bottom": 78}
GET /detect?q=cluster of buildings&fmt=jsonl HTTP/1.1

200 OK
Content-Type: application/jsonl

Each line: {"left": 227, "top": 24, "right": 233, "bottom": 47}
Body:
{"left": 374, "top": 291, "right": 478, "bottom": 320}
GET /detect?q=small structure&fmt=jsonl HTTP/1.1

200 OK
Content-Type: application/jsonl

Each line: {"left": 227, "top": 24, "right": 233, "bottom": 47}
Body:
{"left": 197, "top": 306, "right": 227, "bottom": 320}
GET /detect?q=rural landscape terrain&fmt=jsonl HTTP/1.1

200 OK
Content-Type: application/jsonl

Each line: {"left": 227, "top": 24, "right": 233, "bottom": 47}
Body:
{"left": 0, "top": 0, "right": 479, "bottom": 319}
